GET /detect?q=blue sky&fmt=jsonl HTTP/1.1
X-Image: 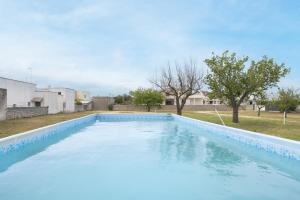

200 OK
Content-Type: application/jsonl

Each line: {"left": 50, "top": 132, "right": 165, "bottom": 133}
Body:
{"left": 0, "top": 0, "right": 299, "bottom": 95}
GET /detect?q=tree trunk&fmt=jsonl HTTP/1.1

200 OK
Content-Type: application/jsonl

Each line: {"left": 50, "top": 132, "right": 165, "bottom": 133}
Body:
{"left": 232, "top": 105, "right": 239, "bottom": 123}
{"left": 284, "top": 109, "right": 288, "bottom": 118}
{"left": 175, "top": 97, "right": 182, "bottom": 115}
{"left": 177, "top": 107, "right": 182, "bottom": 115}
{"left": 257, "top": 108, "right": 261, "bottom": 117}
{"left": 147, "top": 105, "right": 151, "bottom": 112}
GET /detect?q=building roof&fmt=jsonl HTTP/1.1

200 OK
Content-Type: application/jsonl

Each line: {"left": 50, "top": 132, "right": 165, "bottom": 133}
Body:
{"left": 35, "top": 89, "right": 59, "bottom": 94}
{"left": 50, "top": 87, "right": 76, "bottom": 91}
{"left": 0, "top": 76, "right": 36, "bottom": 85}
{"left": 31, "top": 97, "right": 43, "bottom": 102}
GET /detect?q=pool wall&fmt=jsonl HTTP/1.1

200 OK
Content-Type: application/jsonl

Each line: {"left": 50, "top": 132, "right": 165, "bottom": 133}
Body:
{"left": 173, "top": 114, "right": 300, "bottom": 160}
{"left": 1, "top": 113, "right": 300, "bottom": 160}
{"left": 0, "top": 114, "right": 97, "bottom": 153}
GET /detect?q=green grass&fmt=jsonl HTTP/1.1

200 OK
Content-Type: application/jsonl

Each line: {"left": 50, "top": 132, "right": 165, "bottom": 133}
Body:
{"left": 0, "top": 111, "right": 96, "bottom": 139}
{"left": 183, "top": 111, "right": 300, "bottom": 141}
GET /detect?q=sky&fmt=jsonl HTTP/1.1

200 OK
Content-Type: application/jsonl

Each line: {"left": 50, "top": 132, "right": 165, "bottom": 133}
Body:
{"left": 0, "top": 0, "right": 299, "bottom": 96}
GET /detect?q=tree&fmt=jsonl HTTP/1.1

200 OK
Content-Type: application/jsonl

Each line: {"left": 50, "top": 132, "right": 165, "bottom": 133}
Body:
{"left": 252, "top": 92, "right": 268, "bottom": 117}
{"left": 276, "top": 88, "right": 299, "bottom": 118}
{"left": 205, "top": 51, "right": 289, "bottom": 123}
{"left": 151, "top": 59, "right": 204, "bottom": 115}
{"left": 131, "top": 88, "right": 164, "bottom": 112}
{"left": 114, "top": 94, "right": 132, "bottom": 104}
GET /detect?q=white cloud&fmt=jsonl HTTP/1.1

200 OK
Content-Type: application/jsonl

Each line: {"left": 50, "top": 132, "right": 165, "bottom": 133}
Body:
{"left": 0, "top": 0, "right": 298, "bottom": 95}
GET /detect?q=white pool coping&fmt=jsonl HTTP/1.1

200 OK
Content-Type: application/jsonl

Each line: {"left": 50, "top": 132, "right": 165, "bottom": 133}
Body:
{"left": 0, "top": 113, "right": 300, "bottom": 160}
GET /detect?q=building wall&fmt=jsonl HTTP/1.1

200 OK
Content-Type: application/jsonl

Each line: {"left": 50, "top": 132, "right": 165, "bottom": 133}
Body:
{"left": 92, "top": 97, "right": 114, "bottom": 110}
{"left": 0, "top": 77, "right": 36, "bottom": 107}
{"left": 47, "top": 88, "right": 75, "bottom": 112}
{"left": 0, "top": 88, "right": 7, "bottom": 120}
{"left": 34, "top": 91, "right": 64, "bottom": 114}
{"left": 6, "top": 107, "right": 48, "bottom": 120}
{"left": 164, "top": 92, "right": 223, "bottom": 106}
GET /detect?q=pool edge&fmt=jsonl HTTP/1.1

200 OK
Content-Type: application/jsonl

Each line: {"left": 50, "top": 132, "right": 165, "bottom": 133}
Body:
{"left": 1, "top": 113, "right": 300, "bottom": 161}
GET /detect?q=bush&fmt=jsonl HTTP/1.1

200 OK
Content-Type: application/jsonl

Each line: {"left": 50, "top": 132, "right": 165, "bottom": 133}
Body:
{"left": 131, "top": 88, "right": 163, "bottom": 112}
{"left": 108, "top": 104, "right": 114, "bottom": 111}
{"left": 75, "top": 99, "right": 82, "bottom": 105}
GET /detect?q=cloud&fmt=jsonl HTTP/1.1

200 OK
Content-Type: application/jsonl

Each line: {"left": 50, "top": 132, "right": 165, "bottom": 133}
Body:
{"left": 0, "top": 0, "right": 299, "bottom": 95}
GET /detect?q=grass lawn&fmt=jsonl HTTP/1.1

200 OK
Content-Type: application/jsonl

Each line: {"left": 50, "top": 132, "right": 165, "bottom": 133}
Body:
{"left": 0, "top": 111, "right": 96, "bottom": 139}
{"left": 0, "top": 110, "right": 300, "bottom": 142}
{"left": 183, "top": 111, "right": 300, "bottom": 141}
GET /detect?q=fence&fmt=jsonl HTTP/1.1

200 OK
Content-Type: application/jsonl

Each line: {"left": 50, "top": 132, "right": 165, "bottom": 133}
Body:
{"left": 92, "top": 97, "right": 114, "bottom": 110}
{"left": 112, "top": 104, "right": 244, "bottom": 112}
{"left": 6, "top": 107, "right": 48, "bottom": 120}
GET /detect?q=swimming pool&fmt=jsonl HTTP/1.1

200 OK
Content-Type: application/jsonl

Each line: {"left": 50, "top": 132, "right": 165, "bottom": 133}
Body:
{"left": 0, "top": 113, "right": 300, "bottom": 199}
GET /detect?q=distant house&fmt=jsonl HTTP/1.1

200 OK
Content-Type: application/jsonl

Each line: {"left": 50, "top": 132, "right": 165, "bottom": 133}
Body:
{"left": 33, "top": 87, "right": 76, "bottom": 113}
{"left": 34, "top": 89, "right": 64, "bottom": 114}
{"left": 0, "top": 77, "right": 36, "bottom": 107}
{"left": 0, "top": 76, "right": 78, "bottom": 120}
{"left": 164, "top": 91, "right": 223, "bottom": 105}
{"left": 43, "top": 87, "right": 76, "bottom": 113}
{"left": 76, "top": 91, "right": 92, "bottom": 111}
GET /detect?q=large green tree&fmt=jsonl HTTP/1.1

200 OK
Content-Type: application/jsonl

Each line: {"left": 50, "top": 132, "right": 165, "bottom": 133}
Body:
{"left": 205, "top": 51, "right": 289, "bottom": 123}
{"left": 276, "top": 88, "right": 299, "bottom": 118}
{"left": 131, "top": 88, "right": 164, "bottom": 112}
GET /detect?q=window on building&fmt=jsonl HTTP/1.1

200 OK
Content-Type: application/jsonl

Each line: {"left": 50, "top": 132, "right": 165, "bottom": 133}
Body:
{"left": 27, "top": 102, "right": 31, "bottom": 107}
{"left": 58, "top": 92, "right": 62, "bottom": 95}
{"left": 209, "top": 100, "right": 213, "bottom": 104}
{"left": 165, "top": 99, "right": 175, "bottom": 105}
{"left": 35, "top": 102, "right": 41, "bottom": 107}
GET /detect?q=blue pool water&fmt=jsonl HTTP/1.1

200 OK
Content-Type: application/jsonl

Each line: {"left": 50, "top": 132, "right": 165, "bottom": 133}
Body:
{"left": 0, "top": 117, "right": 300, "bottom": 200}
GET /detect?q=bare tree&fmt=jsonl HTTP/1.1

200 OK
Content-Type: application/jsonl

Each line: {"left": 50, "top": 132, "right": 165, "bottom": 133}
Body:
{"left": 151, "top": 59, "right": 204, "bottom": 115}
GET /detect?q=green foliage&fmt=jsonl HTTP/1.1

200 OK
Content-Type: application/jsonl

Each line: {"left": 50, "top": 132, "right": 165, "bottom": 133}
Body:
{"left": 75, "top": 99, "right": 82, "bottom": 105}
{"left": 276, "top": 88, "right": 299, "bottom": 113}
{"left": 107, "top": 104, "right": 114, "bottom": 111}
{"left": 132, "top": 88, "right": 164, "bottom": 112}
{"left": 252, "top": 92, "right": 269, "bottom": 116}
{"left": 114, "top": 94, "right": 132, "bottom": 104}
{"left": 253, "top": 91, "right": 269, "bottom": 106}
{"left": 205, "top": 51, "right": 289, "bottom": 123}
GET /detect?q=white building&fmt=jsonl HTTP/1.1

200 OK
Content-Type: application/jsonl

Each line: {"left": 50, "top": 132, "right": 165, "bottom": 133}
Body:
{"left": 76, "top": 90, "right": 92, "bottom": 111}
{"left": 0, "top": 77, "right": 36, "bottom": 107}
{"left": 164, "top": 91, "right": 223, "bottom": 105}
{"left": 34, "top": 89, "right": 64, "bottom": 114}
{"left": 45, "top": 88, "right": 76, "bottom": 112}
{"left": 76, "top": 91, "right": 91, "bottom": 102}
{"left": 0, "top": 76, "right": 76, "bottom": 114}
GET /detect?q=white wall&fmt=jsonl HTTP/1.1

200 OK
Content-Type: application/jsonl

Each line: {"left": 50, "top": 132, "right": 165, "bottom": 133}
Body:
{"left": 34, "top": 91, "right": 64, "bottom": 114}
{"left": 164, "top": 92, "right": 223, "bottom": 106}
{"left": 0, "top": 77, "right": 36, "bottom": 107}
{"left": 47, "top": 88, "right": 75, "bottom": 112}
{"left": 0, "top": 88, "right": 7, "bottom": 120}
